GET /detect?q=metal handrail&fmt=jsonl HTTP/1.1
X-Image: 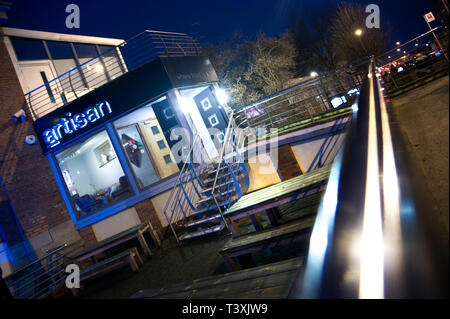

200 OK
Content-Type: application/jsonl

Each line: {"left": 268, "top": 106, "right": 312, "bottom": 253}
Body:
{"left": 210, "top": 111, "right": 235, "bottom": 231}
{"left": 289, "top": 57, "right": 448, "bottom": 298}
{"left": 161, "top": 133, "right": 213, "bottom": 244}
{"left": 24, "top": 30, "right": 202, "bottom": 120}
{"left": 232, "top": 57, "right": 369, "bottom": 135}
{"left": 4, "top": 244, "right": 69, "bottom": 299}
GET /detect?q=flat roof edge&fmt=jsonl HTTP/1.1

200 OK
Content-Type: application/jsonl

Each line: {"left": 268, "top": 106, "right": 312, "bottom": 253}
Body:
{"left": 0, "top": 27, "right": 124, "bottom": 46}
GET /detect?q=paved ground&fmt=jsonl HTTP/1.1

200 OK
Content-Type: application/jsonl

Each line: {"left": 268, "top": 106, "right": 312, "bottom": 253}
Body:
{"left": 76, "top": 197, "right": 318, "bottom": 299}
{"left": 390, "top": 75, "right": 449, "bottom": 235}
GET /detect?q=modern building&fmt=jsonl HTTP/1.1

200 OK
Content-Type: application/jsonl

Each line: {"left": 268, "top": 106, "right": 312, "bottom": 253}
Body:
{"left": 0, "top": 18, "right": 351, "bottom": 282}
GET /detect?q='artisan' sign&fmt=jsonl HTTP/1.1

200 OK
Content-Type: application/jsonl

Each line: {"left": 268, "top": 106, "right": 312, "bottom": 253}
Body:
{"left": 42, "top": 100, "right": 112, "bottom": 149}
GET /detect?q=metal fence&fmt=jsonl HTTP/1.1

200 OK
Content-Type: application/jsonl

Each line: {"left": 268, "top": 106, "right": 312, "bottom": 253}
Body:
{"left": 232, "top": 56, "right": 369, "bottom": 136}
{"left": 25, "top": 30, "right": 201, "bottom": 120}
{"left": 3, "top": 244, "right": 69, "bottom": 299}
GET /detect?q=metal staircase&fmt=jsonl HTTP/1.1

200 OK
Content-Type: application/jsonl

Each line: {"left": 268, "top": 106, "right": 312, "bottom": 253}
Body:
{"left": 162, "top": 113, "right": 249, "bottom": 244}
{"left": 163, "top": 57, "right": 370, "bottom": 244}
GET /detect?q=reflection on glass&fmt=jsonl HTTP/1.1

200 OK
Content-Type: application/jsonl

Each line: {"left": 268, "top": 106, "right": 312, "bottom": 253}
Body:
{"left": 117, "top": 125, "right": 159, "bottom": 188}
{"left": 114, "top": 98, "right": 179, "bottom": 180}
{"left": 56, "top": 130, "right": 131, "bottom": 218}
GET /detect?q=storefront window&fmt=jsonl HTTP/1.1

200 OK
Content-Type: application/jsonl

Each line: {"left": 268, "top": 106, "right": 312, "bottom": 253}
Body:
{"left": 114, "top": 97, "right": 180, "bottom": 181}
{"left": 116, "top": 124, "right": 159, "bottom": 188}
{"left": 56, "top": 130, "right": 132, "bottom": 218}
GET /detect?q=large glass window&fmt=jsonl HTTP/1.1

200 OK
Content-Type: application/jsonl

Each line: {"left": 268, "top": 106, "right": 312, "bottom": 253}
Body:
{"left": 116, "top": 125, "right": 159, "bottom": 188}
{"left": 113, "top": 97, "right": 180, "bottom": 182}
{"left": 10, "top": 37, "right": 48, "bottom": 61}
{"left": 46, "top": 41, "right": 78, "bottom": 92}
{"left": 56, "top": 130, "right": 132, "bottom": 218}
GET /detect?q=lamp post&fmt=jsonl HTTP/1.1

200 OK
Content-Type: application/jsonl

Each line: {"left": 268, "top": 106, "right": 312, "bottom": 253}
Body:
{"left": 355, "top": 28, "right": 368, "bottom": 56}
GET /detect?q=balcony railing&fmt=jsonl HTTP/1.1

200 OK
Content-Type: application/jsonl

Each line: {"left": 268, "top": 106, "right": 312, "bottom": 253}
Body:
{"left": 25, "top": 30, "right": 202, "bottom": 120}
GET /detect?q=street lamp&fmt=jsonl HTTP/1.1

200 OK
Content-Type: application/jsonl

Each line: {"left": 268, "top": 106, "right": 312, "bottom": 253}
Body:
{"left": 354, "top": 29, "right": 367, "bottom": 54}
{"left": 310, "top": 71, "right": 318, "bottom": 77}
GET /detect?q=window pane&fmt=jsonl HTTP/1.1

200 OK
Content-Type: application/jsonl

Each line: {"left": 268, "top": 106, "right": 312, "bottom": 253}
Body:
{"left": 114, "top": 97, "right": 180, "bottom": 180}
{"left": 98, "top": 45, "right": 125, "bottom": 80}
{"left": 117, "top": 125, "right": 159, "bottom": 188}
{"left": 46, "top": 41, "right": 74, "bottom": 59}
{"left": 157, "top": 140, "right": 166, "bottom": 149}
{"left": 11, "top": 37, "right": 48, "bottom": 61}
{"left": 56, "top": 130, "right": 131, "bottom": 218}
{"left": 74, "top": 43, "right": 98, "bottom": 59}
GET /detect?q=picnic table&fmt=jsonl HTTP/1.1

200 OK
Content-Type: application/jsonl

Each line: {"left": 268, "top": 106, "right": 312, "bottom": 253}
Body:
{"left": 223, "top": 165, "right": 331, "bottom": 237}
{"left": 73, "top": 221, "right": 160, "bottom": 264}
{"left": 220, "top": 216, "right": 315, "bottom": 271}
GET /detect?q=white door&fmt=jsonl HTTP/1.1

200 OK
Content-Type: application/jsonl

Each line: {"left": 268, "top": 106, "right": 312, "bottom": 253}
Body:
{"left": 18, "top": 61, "right": 61, "bottom": 117}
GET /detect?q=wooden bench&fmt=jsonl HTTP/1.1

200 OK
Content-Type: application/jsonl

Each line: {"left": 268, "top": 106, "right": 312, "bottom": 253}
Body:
{"left": 223, "top": 165, "right": 330, "bottom": 237}
{"left": 79, "top": 247, "right": 143, "bottom": 282}
{"left": 130, "top": 257, "right": 304, "bottom": 299}
{"left": 220, "top": 216, "right": 315, "bottom": 271}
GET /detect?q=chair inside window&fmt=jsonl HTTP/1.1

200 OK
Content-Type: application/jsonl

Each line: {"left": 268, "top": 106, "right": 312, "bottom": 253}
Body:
{"left": 111, "top": 176, "right": 131, "bottom": 198}
{"left": 73, "top": 194, "right": 104, "bottom": 215}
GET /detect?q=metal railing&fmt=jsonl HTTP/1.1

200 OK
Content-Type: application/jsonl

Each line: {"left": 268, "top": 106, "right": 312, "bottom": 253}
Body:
{"left": 232, "top": 56, "right": 370, "bottom": 135}
{"left": 210, "top": 111, "right": 249, "bottom": 231}
{"left": 4, "top": 244, "right": 69, "bottom": 299}
{"left": 376, "top": 26, "right": 449, "bottom": 97}
{"left": 161, "top": 134, "right": 213, "bottom": 244}
{"left": 25, "top": 30, "right": 201, "bottom": 120}
{"left": 289, "top": 57, "right": 448, "bottom": 298}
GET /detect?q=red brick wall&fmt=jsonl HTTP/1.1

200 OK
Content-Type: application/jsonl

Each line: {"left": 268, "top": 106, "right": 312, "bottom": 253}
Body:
{"left": 277, "top": 144, "right": 303, "bottom": 180}
{"left": 135, "top": 198, "right": 163, "bottom": 236}
{"left": 78, "top": 225, "right": 97, "bottom": 247}
{"left": 0, "top": 40, "right": 71, "bottom": 239}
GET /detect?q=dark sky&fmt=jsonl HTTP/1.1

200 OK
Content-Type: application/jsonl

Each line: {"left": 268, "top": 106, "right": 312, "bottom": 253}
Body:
{"left": 5, "top": 0, "right": 439, "bottom": 48}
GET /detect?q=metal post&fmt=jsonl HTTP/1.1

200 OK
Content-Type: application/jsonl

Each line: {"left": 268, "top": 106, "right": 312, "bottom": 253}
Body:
{"left": 425, "top": 19, "right": 449, "bottom": 62}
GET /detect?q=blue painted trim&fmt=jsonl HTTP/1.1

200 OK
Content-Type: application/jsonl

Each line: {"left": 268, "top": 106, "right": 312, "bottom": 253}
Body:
{"left": 105, "top": 123, "right": 140, "bottom": 195}
{"left": 47, "top": 153, "right": 80, "bottom": 224}
{"left": 74, "top": 173, "right": 178, "bottom": 230}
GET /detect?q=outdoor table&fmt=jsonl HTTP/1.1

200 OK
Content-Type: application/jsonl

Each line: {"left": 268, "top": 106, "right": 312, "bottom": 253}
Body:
{"left": 73, "top": 221, "right": 159, "bottom": 264}
{"left": 223, "top": 165, "right": 331, "bottom": 237}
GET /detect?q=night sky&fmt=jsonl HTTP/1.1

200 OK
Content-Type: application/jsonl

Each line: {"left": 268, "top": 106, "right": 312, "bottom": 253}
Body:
{"left": 5, "top": 0, "right": 439, "bottom": 48}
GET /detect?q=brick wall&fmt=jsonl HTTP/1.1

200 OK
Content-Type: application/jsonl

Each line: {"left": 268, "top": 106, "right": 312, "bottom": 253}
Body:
{"left": 277, "top": 144, "right": 303, "bottom": 180}
{"left": 77, "top": 225, "right": 97, "bottom": 247}
{"left": 0, "top": 40, "right": 71, "bottom": 240}
{"left": 135, "top": 198, "right": 163, "bottom": 237}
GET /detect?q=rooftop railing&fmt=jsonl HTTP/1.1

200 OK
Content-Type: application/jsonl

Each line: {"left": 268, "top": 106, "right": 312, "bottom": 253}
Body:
{"left": 25, "top": 30, "right": 202, "bottom": 120}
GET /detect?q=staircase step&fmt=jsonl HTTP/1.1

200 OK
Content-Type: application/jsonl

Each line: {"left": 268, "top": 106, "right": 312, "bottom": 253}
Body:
{"left": 184, "top": 214, "right": 222, "bottom": 228}
{"left": 201, "top": 180, "right": 236, "bottom": 195}
{"left": 196, "top": 189, "right": 236, "bottom": 206}
{"left": 207, "top": 165, "right": 229, "bottom": 176}
{"left": 203, "top": 169, "right": 242, "bottom": 185}
{"left": 193, "top": 200, "right": 230, "bottom": 215}
{"left": 179, "top": 223, "right": 225, "bottom": 241}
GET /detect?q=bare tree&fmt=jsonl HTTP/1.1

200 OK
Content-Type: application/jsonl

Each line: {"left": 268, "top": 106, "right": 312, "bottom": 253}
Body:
{"left": 330, "top": 3, "right": 391, "bottom": 64}
{"left": 205, "top": 32, "right": 298, "bottom": 108}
